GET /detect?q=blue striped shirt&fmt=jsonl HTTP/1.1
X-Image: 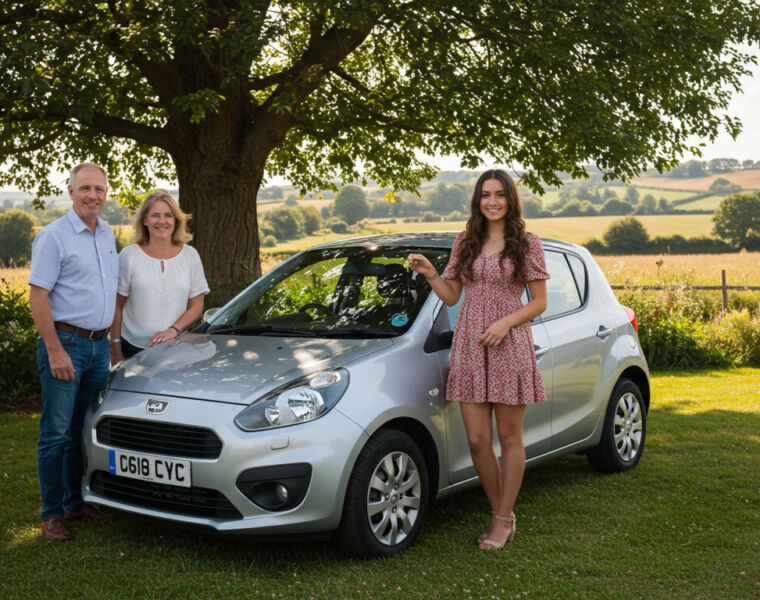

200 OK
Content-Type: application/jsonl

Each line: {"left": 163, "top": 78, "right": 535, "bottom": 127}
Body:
{"left": 29, "top": 208, "right": 118, "bottom": 330}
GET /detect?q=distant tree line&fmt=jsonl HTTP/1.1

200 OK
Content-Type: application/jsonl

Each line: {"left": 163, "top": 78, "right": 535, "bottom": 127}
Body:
{"left": 663, "top": 158, "right": 760, "bottom": 178}
{"left": 585, "top": 192, "right": 760, "bottom": 255}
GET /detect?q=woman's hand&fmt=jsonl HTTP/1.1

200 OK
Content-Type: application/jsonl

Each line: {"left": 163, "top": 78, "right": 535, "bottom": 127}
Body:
{"left": 407, "top": 253, "right": 437, "bottom": 280}
{"left": 147, "top": 327, "right": 180, "bottom": 347}
{"left": 479, "top": 318, "right": 511, "bottom": 347}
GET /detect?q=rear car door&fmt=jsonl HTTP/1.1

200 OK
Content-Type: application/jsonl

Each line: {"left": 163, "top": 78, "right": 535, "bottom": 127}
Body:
{"left": 540, "top": 249, "right": 612, "bottom": 450}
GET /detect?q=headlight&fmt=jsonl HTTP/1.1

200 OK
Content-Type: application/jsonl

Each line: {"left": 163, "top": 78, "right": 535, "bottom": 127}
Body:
{"left": 234, "top": 369, "right": 349, "bottom": 432}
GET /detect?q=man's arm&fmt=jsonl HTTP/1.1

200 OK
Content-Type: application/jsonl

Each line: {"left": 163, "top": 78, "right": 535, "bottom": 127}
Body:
{"left": 29, "top": 285, "right": 75, "bottom": 381}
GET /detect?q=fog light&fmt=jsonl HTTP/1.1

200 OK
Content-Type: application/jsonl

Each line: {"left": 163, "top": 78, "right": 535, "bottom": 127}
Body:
{"left": 276, "top": 484, "right": 289, "bottom": 504}
{"left": 236, "top": 464, "right": 311, "bottom": 512}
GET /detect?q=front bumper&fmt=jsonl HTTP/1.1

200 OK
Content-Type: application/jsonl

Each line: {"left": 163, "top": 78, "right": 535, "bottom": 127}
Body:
{"left": 82, "top": 389, "right": 368, "bottom": 534}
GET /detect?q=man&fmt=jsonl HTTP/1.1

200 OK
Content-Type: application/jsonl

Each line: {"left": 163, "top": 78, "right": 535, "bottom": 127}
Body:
{"left": 29, "top": 163, "right": 117, "bottom": 540}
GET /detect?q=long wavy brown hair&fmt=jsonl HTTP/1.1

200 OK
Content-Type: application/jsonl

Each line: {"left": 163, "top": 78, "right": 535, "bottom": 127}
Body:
{"left": 452, "top": 169, "right": 529, "bottom": 284}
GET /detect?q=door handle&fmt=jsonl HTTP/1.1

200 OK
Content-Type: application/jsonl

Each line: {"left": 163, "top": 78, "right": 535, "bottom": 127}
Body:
{"left": 596, "top": 325, "right": 613, "bottom": 339}
{"left": 534, "top": 345, "right": 549, "bottom": 357}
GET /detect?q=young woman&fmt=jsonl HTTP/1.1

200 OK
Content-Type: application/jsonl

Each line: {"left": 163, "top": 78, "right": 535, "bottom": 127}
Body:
{"left": 109, "top": 190, "right": 209, "bottom": 364}
{"left": 408, "top": 169, "right": 549, "bottom": 550}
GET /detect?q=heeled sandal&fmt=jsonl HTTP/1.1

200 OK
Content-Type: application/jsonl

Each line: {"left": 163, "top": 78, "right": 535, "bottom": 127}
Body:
{"left": 477, "top": 512, "right": 495, "bottom": 543}
{"left": 479, "top": 514, "right": 516, "bottom": 550}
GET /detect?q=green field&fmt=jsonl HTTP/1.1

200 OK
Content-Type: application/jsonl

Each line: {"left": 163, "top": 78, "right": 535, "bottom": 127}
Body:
{"left": 676, "top": 195, "right": 724, "bottom": 211}
{"left": 266, "top": 214, "right": 716, "bottom": 253}
{"left": 531, "top": 187, "right": 696, "bottom": 207}
{"left": 1, "top": 368, "right": 758, "bottom": 599}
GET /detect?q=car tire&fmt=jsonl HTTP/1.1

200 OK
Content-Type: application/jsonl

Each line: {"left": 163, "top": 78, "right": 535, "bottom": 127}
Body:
{"left": 587, "top": 378, "right": 646, "bottom": 472}
{"left": 338, "top": 429, "right": 429, "bottom": 558}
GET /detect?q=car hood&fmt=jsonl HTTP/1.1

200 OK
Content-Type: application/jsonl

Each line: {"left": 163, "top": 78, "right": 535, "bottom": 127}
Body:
{"left": 108, "top": 332, "right": 394, "bottom": 405}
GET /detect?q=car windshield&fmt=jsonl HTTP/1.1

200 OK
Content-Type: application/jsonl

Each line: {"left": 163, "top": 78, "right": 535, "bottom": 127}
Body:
{"left": 207, "top": 246, "right": 451, "bottom": 338}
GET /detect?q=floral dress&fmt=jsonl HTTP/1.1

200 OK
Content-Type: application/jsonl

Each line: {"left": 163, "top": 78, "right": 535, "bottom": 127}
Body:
{"left": 442, "top": 231, "right": 550, "bottom": 404}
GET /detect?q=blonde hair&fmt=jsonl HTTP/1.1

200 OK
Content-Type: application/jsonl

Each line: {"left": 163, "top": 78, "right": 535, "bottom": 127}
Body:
{"left": 132, "top": 190, "right": 193, "bottom": 246}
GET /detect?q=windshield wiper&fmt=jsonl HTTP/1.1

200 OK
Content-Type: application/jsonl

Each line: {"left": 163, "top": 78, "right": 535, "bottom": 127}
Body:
{"left": 207, "top": 325, "right": 317, "bottom": 337}
{"left": 320, "top": 329, "right": 398, "bottom": 338}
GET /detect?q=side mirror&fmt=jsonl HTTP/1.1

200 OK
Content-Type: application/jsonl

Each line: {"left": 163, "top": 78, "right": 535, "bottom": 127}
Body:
{"left": 203, "top": 307, "right": 220, "bottom": 322}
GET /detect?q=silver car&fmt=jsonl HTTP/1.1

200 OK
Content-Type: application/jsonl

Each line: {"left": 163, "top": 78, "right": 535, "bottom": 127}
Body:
{"left": 83, "top": 233, "right": 649, "bottom": 557}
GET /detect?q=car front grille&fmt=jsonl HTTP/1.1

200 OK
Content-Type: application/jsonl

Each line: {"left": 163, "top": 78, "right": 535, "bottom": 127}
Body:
{"left": 90, "top": 471, "right": 242, "bottom": 520}
{"left": 96, "top": 417, "right": 223, "bottom": 459}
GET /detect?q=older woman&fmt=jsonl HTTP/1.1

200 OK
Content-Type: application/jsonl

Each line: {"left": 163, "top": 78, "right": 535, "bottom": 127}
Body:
{"left": 110, "top": 190, "right": 209, "bottom": 364}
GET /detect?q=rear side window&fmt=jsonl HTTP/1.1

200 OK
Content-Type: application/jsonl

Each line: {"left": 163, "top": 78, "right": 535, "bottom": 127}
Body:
{"left": 566, "top": 254, "right": 587, "bottom": 303}
{"left": 542, "top": 251, "right": 584, "bottom": 319}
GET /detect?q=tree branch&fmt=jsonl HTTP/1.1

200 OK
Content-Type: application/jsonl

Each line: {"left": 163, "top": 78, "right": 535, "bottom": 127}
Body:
{"left": 90, "top": 113, "right": 172, "bottom": 152}
{"left": 245, "top": 13, "right": 383, "bottom": 159}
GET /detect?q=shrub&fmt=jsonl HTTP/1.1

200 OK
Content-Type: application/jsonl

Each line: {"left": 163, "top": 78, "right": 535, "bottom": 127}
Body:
{"left": 617, "top": 288, "right": 727, "bottom": 369}
{"left": 0, "top": 283, "right": 39, "bottom": 405}
{"left": 326, "top": 217, "right": 348, "bottom": 233}
{"left": 712, "top": 192, "right": 760, "bottom": 248}
{"left": 582, "top": 238, "right": 606, "bottom": 254}
{"left": 261, "top": 235, "right": 277, "bottom": 247}
{"left": 265, "top": 206, "right": 305, "bottom": 240}
{"left": 297, "top": 205, "right": 322, "bottom": 234}
{"left": 333, "top": 185, "right": 370, "bottom": 224}
{"left": 603, "top": 217, "right": 649, "bottom": 254}
{"left": 704, "top": 310, "right": 760, "bottom": 365}
{"left": 0, "top": 209, "right": 37, "bottom": 267}
{"left": 600, "top": 198, "right": 634, "bottom": 215}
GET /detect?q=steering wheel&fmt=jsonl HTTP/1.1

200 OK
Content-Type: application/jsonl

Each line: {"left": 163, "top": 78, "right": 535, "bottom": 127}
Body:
{"left": 298, "top": 303, "right": 335, "bottom": 316}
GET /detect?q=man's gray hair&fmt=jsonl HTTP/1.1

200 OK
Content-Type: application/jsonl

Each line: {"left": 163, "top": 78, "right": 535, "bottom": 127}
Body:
{"left": 68, "top": 162, "right": 108, "bottom": 189}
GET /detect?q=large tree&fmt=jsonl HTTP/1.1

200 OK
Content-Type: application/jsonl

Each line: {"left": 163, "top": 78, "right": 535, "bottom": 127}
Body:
{"left": 1, "top": 1, "right": 758, "bottom": 288}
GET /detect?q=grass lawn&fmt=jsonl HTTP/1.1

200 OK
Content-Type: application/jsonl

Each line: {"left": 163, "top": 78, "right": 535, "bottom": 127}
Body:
{"left": 2, "top": 368, "right": 758, "bottom": 599}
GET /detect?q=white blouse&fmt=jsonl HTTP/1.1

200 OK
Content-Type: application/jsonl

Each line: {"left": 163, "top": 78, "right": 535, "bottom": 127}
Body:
{"left": 118, "top": 243, "right": 209, "bottom": 348}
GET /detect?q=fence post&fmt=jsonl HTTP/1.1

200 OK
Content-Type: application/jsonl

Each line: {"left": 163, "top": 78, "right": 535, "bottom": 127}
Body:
{"left": 721, "top": 269, "right": 728, "bottom": 312}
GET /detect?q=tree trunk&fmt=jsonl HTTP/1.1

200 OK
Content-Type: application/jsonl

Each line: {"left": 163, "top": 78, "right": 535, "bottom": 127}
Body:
{"left": 175, "top": 158, "right": 263, "bottom": 306}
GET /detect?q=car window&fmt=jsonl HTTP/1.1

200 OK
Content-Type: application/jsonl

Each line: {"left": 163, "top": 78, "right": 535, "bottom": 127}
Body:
{"left": 209, "top": 247, "right": 450, "bottom": 337}
{"left": 566, "top": 253, "right": 587, "bottom": 303}
{"left": 542, "top": 251, "right": 583, "bottom": 320}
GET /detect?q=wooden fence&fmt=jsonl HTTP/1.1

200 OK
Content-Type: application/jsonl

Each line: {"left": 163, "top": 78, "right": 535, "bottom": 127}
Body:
{"left": 610, "top": 269, "right": 760, "bottom": 311}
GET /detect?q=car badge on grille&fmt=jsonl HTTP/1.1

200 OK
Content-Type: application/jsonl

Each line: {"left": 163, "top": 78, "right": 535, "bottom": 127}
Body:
{"left": 146, "top": 399, "right": 169, "bottom": 415}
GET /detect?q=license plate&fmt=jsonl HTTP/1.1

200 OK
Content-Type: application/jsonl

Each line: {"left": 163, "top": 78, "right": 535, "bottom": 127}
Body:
{"left": 108, "top": 449, "right": 192, "bottom": 488}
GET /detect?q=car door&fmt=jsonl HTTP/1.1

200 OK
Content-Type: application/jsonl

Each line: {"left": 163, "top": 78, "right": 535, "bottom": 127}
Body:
{"left": 540, "top": 249, "right": 611, "bottom": 450}
{"left": 431, "top": 292, "right": 553, "bottom": 485}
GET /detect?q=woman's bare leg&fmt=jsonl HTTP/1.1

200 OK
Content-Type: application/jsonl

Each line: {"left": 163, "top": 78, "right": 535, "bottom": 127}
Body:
{"left": 459, "top": 402, "right": 500, "bottom": 511}
{"left": 480, "top": 403, "right": 526, "bottom": 547}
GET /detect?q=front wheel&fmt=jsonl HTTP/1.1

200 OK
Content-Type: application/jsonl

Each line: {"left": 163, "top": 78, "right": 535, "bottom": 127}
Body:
{"left": 587, "top": 378, "right": 646, "bottom": 472}
{"left": 338, "top": 430, "right": 429, "bottom": 558}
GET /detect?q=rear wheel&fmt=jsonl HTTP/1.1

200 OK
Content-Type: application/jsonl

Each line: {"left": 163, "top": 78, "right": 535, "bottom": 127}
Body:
{"left": 338, "top": 430, "right": 429, "bottom": 558}
{"left": 587, "top": 378, "right": 646, "bottom": 472}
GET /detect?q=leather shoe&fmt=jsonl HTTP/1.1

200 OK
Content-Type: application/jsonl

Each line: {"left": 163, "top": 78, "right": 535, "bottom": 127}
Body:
{"left": 42, "top": 516, "right": 73, "bottom": 541}
{"left": 64, "top": 505, "right": 114, "bottom": 522}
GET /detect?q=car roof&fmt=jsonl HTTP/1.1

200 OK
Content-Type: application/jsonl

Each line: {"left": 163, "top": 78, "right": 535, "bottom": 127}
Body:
{"left": 309, "top": 231, "right": 583, "bottom": 252}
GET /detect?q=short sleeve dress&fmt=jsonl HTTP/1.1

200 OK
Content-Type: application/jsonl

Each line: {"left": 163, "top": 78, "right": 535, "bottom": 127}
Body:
{"left": 442, "top": 231, "right": 550, "bottom": 405}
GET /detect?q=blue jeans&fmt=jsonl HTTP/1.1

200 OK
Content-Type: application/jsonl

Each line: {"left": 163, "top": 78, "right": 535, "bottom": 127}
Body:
{"left": 37, "top": 330, "right": 110, "bottom": 521}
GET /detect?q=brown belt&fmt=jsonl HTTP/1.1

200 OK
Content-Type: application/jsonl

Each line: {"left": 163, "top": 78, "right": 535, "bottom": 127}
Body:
{"left": 54, "top": 321, "right": 109, "bottom": 340}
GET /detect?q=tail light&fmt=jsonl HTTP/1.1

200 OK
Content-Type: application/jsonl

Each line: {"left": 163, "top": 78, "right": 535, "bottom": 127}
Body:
{"left": 623, "top": 306, "right": 638, "bottom": 334}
